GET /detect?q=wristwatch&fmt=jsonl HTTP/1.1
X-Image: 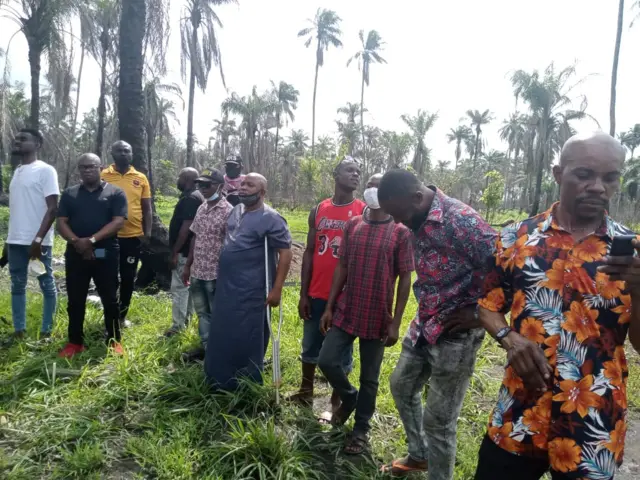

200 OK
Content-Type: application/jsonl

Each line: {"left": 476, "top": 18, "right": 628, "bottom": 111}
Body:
{"left": 34, "top": 237, "right": 42, "bottom": 244}
{"left": 89, "top": 237, "right": 96, "bottom": 244}
{"left": 495, "top": 326, "right": 513, "bottom": 348}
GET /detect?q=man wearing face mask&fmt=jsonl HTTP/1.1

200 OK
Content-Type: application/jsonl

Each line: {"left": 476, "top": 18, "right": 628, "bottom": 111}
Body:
{"left": 181, "top": 169, "right": 232, "bottom": 361}
{"left": 317, "top": 173, "right": 414, "bottom": 455}
{"left": 204, "top": 173, "right": 293, "bottom": 390}
{"left": 101, "top": 141, "right": 152, "bottom": 328}
{"left": 223, "top": 154, "right": 245, "bottom": 206}
{"left": 164, "top": 168, "right": 204, "bottom": 337}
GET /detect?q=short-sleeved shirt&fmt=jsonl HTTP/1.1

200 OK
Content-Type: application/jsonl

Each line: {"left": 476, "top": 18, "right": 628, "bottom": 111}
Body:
{"left": 479, "top": 204, "right": 637, "bottom": 478}
{"left": 189, "top": 199, "right": 233, "bottom": 281}
{"left": 101, "top": 164, "right": 151, "bottom": 238}
{"left": 169, "top": 189, "right": 204, "bottom": 256}
{"left": 409, "top": 187, "right": 497, "bottom": 345}
{"left": 333, "top": 215, "right": 415, "bottom": 340}
{"left": 8, "top": 160, "right": 60, "bottom": 247}
{"left": 58, "top": 182, "right": 128, "bottom": 250}
{"left": 308, "top": 198, "right": 367, "bottom": 300}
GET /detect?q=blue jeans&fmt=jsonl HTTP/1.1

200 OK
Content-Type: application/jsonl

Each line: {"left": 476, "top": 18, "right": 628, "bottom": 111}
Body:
{"left": 301, "top": 297, "right": 353, "bottom": 372}
{"left": 189, "top": 278, "right": 215, "bottom": 346}
{"left": 390, "top": 327, "right": 485, "bottom": 480}
{"left": 7, "top": 244, "right": 57, "bottom": 333}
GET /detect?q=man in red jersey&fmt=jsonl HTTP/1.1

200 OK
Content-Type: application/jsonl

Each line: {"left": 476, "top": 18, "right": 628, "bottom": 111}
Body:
{"left": 290, "top": 157, "right": 365, "bottom": 412}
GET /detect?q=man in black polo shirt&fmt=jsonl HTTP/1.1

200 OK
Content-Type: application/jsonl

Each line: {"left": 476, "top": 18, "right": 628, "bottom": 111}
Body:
{"left": 164, "top": 167, "right": 204, "bottom": 337}
{"left": 57, "top": 153, "right": 128, "bottom": 357}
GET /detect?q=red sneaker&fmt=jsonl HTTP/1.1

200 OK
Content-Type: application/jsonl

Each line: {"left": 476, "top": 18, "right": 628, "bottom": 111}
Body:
{"left": 110, "top": 342, "right": 124, "bottom": 356}
{"left": 58, "top": 343, "right": 86, "bottom": 358}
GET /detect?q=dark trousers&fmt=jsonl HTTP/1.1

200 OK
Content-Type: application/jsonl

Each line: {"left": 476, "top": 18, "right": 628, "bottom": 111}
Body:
{"left": 117, "top": 237, "right": 141, "bottom": 321}
{"left": 475, "top": 435, "right": 572, "bottom": 480}
{"left": 318, "top": 326, "right": 385, "bottom": 434}
{"left": 66, "top": 249, "right": 121, "bottom": 345}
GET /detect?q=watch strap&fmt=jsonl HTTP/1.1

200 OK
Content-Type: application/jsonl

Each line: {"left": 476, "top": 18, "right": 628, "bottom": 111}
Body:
{"left": 90, "top": 237, "right": 97, "bottom": 244}
{"left": 34, "top": 237, "right": 43, "bottom": 244}
{"left": 495, "top": 326, "right": 513, "bottom": 344}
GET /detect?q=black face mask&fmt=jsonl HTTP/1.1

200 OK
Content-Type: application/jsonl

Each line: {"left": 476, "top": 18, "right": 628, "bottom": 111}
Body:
{"left": 239, "top": 193, "right": 261, "bottom": 207}
{"left": 226, "top": 165, "right": 241, "bottom": 178}
{"left": 410, "top": 209, "right": 429, "bottom": 232}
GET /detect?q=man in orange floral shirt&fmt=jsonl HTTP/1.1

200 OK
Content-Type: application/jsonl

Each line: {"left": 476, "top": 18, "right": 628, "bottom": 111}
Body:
{"left": 475, "top": 131, "right": 640, "bottom": 480}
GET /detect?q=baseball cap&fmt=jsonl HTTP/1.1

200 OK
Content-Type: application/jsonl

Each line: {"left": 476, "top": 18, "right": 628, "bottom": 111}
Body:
{"left": 196, "top": 168, "right": 225, "bottom": 184}
{"left": 224, "top": 154, "right": 243, "bottom": 165}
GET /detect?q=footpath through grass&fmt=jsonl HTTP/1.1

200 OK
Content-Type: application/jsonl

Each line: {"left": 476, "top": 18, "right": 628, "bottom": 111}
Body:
{"left": 1, "top": 201, "right": 639, "bottom": 479}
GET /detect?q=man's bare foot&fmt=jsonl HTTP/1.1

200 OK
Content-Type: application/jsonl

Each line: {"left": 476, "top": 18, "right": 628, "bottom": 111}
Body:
{"left": 330, "top": 389, "right": 342, "bottom": 413}
{"left": 288, "top": 391, "right": 313, "bottom": 407}
{"left": 380, "top": 455, "right": 428, "bottom": 476}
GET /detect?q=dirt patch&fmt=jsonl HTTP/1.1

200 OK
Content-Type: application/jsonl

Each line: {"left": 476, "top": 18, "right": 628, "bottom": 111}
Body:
{"left": 618, "top": 415, "right": 640, "bottom": 479}
{"left": 286, "top": 242, "right": 304, "bottom": 284}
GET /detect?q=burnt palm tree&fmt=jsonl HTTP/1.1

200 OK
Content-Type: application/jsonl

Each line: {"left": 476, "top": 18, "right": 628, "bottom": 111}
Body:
{"left": 610, "top": 0, "right": 625, "bottom": 136}
{"left": 401, "top": 109, "right": 438, "bottom": 177}
{"left": 466, "top": 109, "right": 493, "bottom": 171}
{"left": 270, "top": 80, "right": 299, "bottom": 161}
{"left": 446, "top": 125, "right": 472, "bottom": 169}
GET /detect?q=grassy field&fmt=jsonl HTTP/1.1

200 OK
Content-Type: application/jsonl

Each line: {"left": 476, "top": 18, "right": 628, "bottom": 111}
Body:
{"left": 0, "top": 199, "right": 639, "bottom": 479}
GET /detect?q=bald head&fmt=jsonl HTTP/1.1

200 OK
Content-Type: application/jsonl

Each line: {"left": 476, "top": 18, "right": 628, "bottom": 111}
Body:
{"left": 367, "top": 173, "right": 383, "bottom": 188}
{"left": 238, "top": 172, "right": 267, "bottom": 209}
{"left": 177, "top": 167, "right": 199, "bottom": 192}
{"left": 78, "top": 153, "right": 101, "bottom": 166}
{"left": 560, "top": 131, "right": 625, "bottom": 169}
{"left": 554, "top": 131, "right": 623, "bottom": 223}
{"left": 245, "top": 172, "right": 268, "bottom": 190}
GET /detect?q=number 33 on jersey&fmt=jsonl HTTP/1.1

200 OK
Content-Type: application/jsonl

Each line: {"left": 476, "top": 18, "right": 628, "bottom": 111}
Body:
{"left": 307, "top": 198, "right": 366, "bottom": 301}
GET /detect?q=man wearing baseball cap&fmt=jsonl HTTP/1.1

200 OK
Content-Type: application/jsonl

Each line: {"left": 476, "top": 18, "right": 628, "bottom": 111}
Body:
{"left": 181, "top": 168, "right": 233, "bottom": 361}
{"left": 223, "top": 154, "right": 245, "bottom": 206}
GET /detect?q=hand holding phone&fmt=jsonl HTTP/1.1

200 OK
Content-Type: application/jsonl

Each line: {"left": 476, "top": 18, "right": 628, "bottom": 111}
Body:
{"left": 94, "top": 248, "right": 106, "bottom": 259}
{"left": 609, "top": 235, "right": 637, "bottom": 257}
{"left": 598, "top": 235, "right": 640, "bottom": 293}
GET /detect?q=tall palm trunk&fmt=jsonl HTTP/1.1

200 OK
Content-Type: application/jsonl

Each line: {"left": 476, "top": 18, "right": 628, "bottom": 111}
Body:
{"left": 610, "top": 0, "right": 625, "bottom": 136}
{"left": 65, "top": 43, "right": 85, "bottom": 188}
{"left": 27, "top": 44, "right": 42, "bottom": 129}
{"left": 311, "top": 43, "right": 320, "bottom": 159}
{"left": 530, "top": 119, "right": 547, "bottom": 216}
{"left": 455, "top": 139, "right": 461, "bottom": 169}
{"left": 360, "top": 70, "right": 365, "bottom": 170}
{"left": 473, "top": 126, "right": 480, "bottom": 171}
{"left": 146, "top": 127, "right": 156, "bottom": 196}
{"left": 274, "top": 112, "right": 280, "bottom": 161}
{"left": 185, "top": 28, "right": 198, "bottom": 168}
{"left": 118, "top": 0, "right": 147, "bottom": 171}
{"left": 95, "top": 32, "right": 109, "bottom": 159}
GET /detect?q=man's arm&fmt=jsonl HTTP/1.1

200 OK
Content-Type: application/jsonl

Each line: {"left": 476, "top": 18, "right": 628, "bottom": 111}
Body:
{"left": 141, "top": 198, "right": 152, "bottom": 239}
{"left": 629, "top": 300, "right": 640, "bottom": 353}
{"left": 298, "top": 207, "right": 316, "bottom": 319}
{"left": 266, "top": 247, "right": 293, "bottom": 307}
{"left": 182, "top": 235, "right": 196, "bottom": 286}
{"left": 56, "top": 217, "right": 77, "bottom": 244}
{"left": 385, "top": 271, "right": 412, "bottom": 346}
{"left": 29, "top": 194, "right": 58, "bottom": 259}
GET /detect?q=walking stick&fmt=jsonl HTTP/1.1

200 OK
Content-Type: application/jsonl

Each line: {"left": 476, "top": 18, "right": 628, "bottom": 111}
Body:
{"left": 265, "top": 237, "right": 283, "bottom": 405}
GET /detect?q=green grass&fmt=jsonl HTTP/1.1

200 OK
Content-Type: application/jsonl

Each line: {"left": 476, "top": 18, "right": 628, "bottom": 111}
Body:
{"left": 1, "top": 200, "right": 639, "bottom": 479}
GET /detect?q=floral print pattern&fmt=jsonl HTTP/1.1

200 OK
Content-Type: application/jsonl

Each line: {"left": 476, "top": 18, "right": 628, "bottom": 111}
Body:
{"left": 479, "top": 204, "right": 637, "bottom": 479}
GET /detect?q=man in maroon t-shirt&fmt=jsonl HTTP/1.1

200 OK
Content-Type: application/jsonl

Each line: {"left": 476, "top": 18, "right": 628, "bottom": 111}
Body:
{"left": 318, "top": 174, "right": 414, "bottom": 455}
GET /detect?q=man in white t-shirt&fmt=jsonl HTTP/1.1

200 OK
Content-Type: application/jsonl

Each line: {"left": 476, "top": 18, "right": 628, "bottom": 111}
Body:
{"left": 2, "top": 129, "right": 59, "bottom": 341}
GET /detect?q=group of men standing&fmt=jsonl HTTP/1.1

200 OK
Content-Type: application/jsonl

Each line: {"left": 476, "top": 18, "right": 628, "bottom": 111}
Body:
{"left": 3, "top": 126, "right": 640, "bottom": 480}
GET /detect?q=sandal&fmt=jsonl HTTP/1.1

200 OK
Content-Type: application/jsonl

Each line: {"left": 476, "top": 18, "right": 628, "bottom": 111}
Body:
{"left": 317, "top": 411, "right": 333, "bottom": 425}
{"left": 343, "top": 432, "right": 369, "bottom": 455}
{"left": 330, "top": 403, "right": 355, "bottom": 427}
{"left": 380, "top": 456, "right": 428, "bottom": 476}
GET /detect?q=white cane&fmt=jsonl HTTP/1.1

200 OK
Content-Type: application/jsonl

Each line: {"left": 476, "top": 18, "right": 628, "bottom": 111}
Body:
{"left": 265, "top": 237, "right": 283, "bottom": 404}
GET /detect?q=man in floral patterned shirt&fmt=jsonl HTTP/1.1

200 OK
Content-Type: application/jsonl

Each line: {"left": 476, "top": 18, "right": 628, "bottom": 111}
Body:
{"left": 377, "top": 169, "right": 497, "bottom": 479}
{"left": 475, "top": 132, "right": 640, "bottom": 480}
{"left": 181, "top": 169, "right": 233, "bottom": 361}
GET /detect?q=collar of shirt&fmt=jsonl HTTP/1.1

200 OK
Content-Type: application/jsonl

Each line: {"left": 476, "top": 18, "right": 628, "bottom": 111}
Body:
{"left": 105, "top": 164, "right": 136, "bottom": 176}
{"left": 80, "top": 181, "right": 107, "bottom": 193}
{"left": 425, "top": 186, "right": 445, "bottom": 223}
{"left": 538, "top": 202, "right": 611, "bottom": 238}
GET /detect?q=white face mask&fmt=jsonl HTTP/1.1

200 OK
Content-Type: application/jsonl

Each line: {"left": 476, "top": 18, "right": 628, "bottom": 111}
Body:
{"left": 207, "top": 186, "right": 221, "bottom": 202}
{"left": 364, "top": 187, "right": 380, "bottom": 210}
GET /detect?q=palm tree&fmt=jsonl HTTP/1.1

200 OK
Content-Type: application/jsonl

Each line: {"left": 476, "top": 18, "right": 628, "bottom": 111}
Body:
{"left": 466, "top": 109, "right": 493, "bottom": 170}
{"left": 511, "top": 64, "right": 593, "bottom": 215}
{"left": 180, "top": 0, "right": 236, "bottom": 167}
{"left": 620, "top": 124, "right": 640, "bottom": 158}
{"left": 212, "top": 113, "right": 237, "bottom": 161}
{"left": 337, "top": 102, "right": 365, "bottom": 124}
{"left": 287, "top": 129, "right": 309, "bottom": 155}
{"left": 499, "top": 113, "right": 526, "bottom": 162}
{"left": 382, "top": 130, "right": 412, "bottom": 169}
{"left": 144, "top": 79, "right": 182, "bottom": 193}
{"left": 270, "top": 80, "right": 299, "bottom": 162}
{"left": 4, "top": 0, "right": 76, "bottom": 129}
{"left": 446, "top": 125, "right": 472, "bottom": 169}
{"left": 298, "top": 8, "right": 343, "bottom": 158}
{"left": 118, "top": 0, "right": 147, "bottom": 170}
{"left": 222, "top": 86, "right": 277, "bottom": 172}
{"left": 347, "top": 29, "right": 387, "bottom": 168}
{"left": 401, "top": 109, "right": 438, "bottom": 177}
{"left": 80, "top": 0, "right": 120, "bottom": 159}
{"left": 610, "top": 0, "right": 625, "bottom": 136}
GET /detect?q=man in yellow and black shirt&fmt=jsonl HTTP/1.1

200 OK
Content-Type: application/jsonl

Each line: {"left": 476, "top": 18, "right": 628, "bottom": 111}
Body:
{"left": 101, "top": 140, "right": 152, "bottom": 328}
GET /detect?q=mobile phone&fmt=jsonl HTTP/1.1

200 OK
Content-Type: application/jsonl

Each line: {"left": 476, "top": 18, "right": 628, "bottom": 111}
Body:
{"left": 94, "top": 248, "right": 106, "bottom": 259}
{"left": 609, "top": 235, "right": 637, "bottom": 257}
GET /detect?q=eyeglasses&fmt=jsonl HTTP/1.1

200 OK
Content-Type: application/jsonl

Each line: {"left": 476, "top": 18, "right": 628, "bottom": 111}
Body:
{"left": 78, "top": 164, "right": 100, "bottom": 171}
